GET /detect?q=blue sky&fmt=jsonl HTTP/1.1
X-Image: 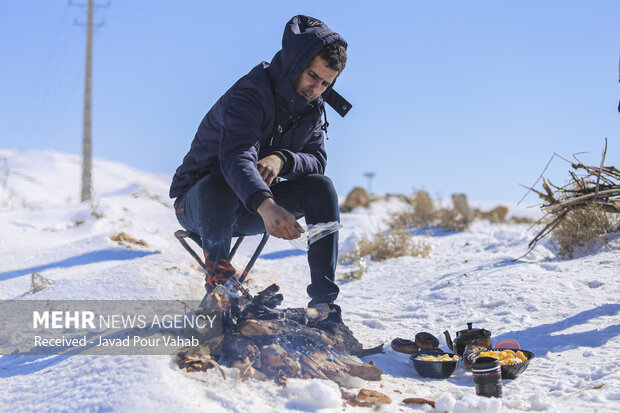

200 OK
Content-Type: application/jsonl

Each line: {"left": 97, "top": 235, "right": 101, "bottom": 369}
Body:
{"left": 1, "top": 0, "right": 618, "bottom": 203}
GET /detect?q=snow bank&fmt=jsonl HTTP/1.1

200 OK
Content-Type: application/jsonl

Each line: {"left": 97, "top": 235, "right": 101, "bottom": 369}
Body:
{"left": 1, "top": 150, "right": 619, "bottom": 412}
{"left": 284, "top": 379, "right": 342, "bottom": 411}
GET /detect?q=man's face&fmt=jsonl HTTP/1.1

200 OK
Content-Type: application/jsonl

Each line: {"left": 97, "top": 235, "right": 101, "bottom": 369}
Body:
{"left": 293, "top": 55, "right": 339, "bottom": 102}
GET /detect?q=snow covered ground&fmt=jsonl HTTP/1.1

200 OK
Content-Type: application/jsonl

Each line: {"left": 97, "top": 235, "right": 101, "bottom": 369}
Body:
{"left": 1, "top": 150, "right": 619, "bottom": 412}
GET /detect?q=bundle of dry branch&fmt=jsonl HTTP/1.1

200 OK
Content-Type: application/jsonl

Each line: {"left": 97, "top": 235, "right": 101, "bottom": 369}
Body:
{"left": 526, "top": 139, "right": 620, "bottom": 253}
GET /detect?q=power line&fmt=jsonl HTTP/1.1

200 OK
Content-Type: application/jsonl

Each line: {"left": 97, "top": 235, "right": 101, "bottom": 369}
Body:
{"left": 16, "top": 30, "right": 81, "bottom": 148}
{"left": 34, "top": 39, "right": 82, "bottom": 146}
{"left": 6, "top": 5, "right": 71, "bottom": 148}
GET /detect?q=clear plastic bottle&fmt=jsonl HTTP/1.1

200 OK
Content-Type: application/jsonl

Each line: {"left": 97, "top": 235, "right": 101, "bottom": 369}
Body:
{"left": 289, "top": 221, "right": 343, "bottom": 251}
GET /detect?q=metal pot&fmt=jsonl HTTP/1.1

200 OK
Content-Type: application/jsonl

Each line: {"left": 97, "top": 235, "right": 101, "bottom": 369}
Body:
{"left": 443, "top": 322, "right": 492, "bottom": 356}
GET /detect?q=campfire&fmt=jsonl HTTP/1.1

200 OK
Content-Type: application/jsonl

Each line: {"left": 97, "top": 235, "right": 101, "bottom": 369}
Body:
{"left": 175, "top": 282, "right": 384, "bottom": 387}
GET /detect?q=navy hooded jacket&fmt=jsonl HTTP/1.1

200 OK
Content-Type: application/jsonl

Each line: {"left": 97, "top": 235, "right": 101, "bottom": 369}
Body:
{"left": 169, "top": 15, "right": 351, "bottom": 212}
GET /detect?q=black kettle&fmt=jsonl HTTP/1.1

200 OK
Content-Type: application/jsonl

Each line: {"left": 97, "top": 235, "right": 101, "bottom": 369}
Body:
{"left": 443, "top": 322, "right": 492, "bottom": 356}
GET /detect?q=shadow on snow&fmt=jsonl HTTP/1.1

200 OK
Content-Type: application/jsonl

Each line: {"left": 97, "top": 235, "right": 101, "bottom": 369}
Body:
{"left": 260, "top": 249, "right": 307, "bottom": 260}
{"left": 0, "top": 354, "right": 71, "bottom": 378}
{"left": 494, "top": 303, "right": 620, "bottom": 357}
{"left": 409, "top": 226, "right": 460, "bottom": 237}
{"left": 0, "top": 248, "right": 156, "bottom": 281}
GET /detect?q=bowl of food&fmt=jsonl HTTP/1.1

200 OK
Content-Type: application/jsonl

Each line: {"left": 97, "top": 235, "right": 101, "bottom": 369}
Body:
{"left": 410, "top": 351, "right": 460, "bottom": 379}
{"left": 467, "top": 348, "right": 534, "bottom": 379}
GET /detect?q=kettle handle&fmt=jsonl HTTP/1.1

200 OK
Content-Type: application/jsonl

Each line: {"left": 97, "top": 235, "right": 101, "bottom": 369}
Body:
{"left": 443, "top": 330, "right": 453, "bottom": 351}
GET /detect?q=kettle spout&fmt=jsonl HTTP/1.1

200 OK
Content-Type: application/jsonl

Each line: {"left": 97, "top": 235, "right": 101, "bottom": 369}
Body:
{"left": 443, "top": 330, "right": 453, "bottom": 351}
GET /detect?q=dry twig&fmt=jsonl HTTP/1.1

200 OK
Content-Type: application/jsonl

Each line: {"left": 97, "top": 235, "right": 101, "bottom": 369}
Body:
{"left": 521, "top": 139, "right": 619, "bottom": 257}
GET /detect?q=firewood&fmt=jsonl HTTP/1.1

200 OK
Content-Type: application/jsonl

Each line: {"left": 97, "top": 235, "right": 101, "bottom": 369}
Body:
{"left": 239, "top": 319, "right": 335, "bottom": 347}
{"left": 253, "top": 304, "right": 329, "bottom": 325}
{"left": 304, "top": 350, "right": 348, "bottom": 382}
{"left": 176, "top": 346, "right": 226, "bottom": 379}
{"left": 239, "top": 319, "right": 279, "bottom": 336}
{"left": 337, "top": 356, "right": 384, "bottom": 381}
{"left": 520, "top": 139, "right": 620, "bottom": 257}
{"left": 259, "top": 344, "right": 302, "bottom": 377}
{"left": 275, "top": 369, "right": 287, "bottom": 386}
{"left": 176, "top": 343, "right": 213, "bottom": 361}
{"left": 549, "top": 189, "right": 619, "bottom": 213}
{"left": 357, "top": 388, "right": 391, "bottom": 404}
{"left": 231, "top": 358, "right": 266, "bottom": 381}
{"left": 403, "top": 397, "right": 436, "bottom": 407}
{"left": 358, "top": 343, "right": 385, "bottom": 357}
{"left": 178, "top": 354, "right": 212, "bottom": 373}
{"left": 299, "top": 354, "right": 329, "bottom": 380}
{"left": 222, "top": 333, "right": 259, "bottom": 361}
{"left": 206, "top": 357, "right": 227, "bottom": 379}
{"left": 342, "top": 395, "right": 374, "bottom": 407}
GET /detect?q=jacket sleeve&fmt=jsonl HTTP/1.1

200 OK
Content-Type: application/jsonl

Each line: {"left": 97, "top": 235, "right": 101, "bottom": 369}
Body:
{"left": 219, "top": 87, "right": 273, "bottom": 211}
{"left": 278, "top": 116, "right": 327, "bottom": 180}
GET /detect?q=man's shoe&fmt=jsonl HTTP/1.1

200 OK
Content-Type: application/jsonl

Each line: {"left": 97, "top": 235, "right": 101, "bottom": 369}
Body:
{"left": 204, "top": 253, "right": 236, "bottom": 293}
{"left": 313, "top": 304, "right": 364, "bottom": 356}
{"left": 314, "top": 304, "right": 344, "bottom": 332}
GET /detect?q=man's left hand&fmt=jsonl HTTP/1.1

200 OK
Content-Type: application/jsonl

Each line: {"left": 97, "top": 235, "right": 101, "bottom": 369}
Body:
{"left": 257, "top": 154, "right": 284, "bottom": 186}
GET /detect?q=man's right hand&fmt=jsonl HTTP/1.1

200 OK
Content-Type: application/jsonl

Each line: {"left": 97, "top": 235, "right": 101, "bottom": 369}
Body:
{"left": 257, "top": 198, "right": 304, "bottom": 240}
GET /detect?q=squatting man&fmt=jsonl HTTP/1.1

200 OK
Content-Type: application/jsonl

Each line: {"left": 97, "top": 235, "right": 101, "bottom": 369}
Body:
{"left": 170, "top": 16, "right": 352, "bottom": 326}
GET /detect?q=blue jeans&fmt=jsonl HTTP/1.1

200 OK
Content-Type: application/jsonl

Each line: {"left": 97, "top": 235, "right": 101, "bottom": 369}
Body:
{"left": 175, "top": 171, "right": 340, "bottom": 306}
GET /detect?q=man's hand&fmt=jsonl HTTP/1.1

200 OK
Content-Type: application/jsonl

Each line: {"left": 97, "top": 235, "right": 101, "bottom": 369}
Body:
{"left": 257, "top": 198, "right": 304, "bottom": 240}
{"left": 257, "top": 154, "right": 284, "bottom": 186}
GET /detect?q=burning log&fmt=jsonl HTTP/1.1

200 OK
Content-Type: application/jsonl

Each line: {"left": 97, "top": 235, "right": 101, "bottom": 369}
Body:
{"left": 301, "top": 350, "right": 348, "bottom": 382}
{"left": 175, "top": 282, "right": 384, "bottom": 386}
{"left": 222, "top": 333, "right": 259, "bottom": 361}
{"left": 298, "top": 354, "right": 329, "bottom": 380}
{"left": 257, "top": 344, "right": 302, "bottom": 378}
{"left": 239, "top": 319, "right": 335, "bottom": 347}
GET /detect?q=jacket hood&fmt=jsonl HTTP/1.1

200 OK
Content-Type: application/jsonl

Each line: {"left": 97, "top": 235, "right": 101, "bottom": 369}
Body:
{"left": 268, "top": 15, "right": 351, "bottom": 117}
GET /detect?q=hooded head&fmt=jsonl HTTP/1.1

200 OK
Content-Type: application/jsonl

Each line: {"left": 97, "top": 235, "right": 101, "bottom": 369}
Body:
{"left": 268, "top": 16, "right": 348, "bottom": 112}
{"left": 279, "top": 16, "right": 347, "bottom": 83}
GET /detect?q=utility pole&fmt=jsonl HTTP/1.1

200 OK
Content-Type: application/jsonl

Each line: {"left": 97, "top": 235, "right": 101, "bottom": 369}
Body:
{"left": 363, "top": 171, "right": 376, "bottom": 195}
{"left": 71, "top": 0, "right": 108, "bottom": 202}
{"left": 81, "top": 0, "right": 94, "bottom": 202}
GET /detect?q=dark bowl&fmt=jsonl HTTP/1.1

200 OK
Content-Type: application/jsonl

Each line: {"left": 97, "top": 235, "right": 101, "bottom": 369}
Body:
{"left": 410, "top": 350, "right": 460, "bottom": 379}
{"left": 468, "top": 348, "right": 534, "bottom": 379}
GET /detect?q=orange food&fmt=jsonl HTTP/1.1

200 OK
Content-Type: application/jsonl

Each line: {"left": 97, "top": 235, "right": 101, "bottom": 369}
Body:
{"left": 415, "top": 354, "right": 459, "bottom": 362}
{"left": 476, "top": 349, "right": 528, "bottom": 365}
